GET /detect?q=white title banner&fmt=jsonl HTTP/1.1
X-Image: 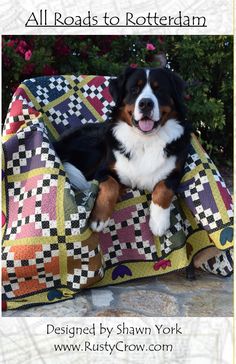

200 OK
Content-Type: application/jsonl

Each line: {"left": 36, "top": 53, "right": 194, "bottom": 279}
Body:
{"left": 0, "top": 0, "right": 233, "bottom": 35}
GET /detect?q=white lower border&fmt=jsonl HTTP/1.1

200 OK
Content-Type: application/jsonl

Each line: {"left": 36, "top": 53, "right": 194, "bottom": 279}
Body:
{"left": 0, "top": 317, "right": 233, "bottom": 363}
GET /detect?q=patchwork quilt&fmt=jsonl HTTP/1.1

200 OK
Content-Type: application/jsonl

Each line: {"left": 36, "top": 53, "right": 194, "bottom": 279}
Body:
{"left": 1, "top": 75, "right": 234, "bottom": 310}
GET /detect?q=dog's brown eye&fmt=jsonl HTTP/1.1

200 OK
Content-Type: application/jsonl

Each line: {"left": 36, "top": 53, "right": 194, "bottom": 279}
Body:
{"left": 152, "top": 82, "right": 159, "bottom": 90}
{"left": 131, "top": 86, "right": 140, "bottom": 95}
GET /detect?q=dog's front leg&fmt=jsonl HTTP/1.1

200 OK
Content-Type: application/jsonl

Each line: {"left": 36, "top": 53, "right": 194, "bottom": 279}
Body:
{"left": 149, "top": 180, "right": 174, "bottom": 237}
{"left": 90, "top": 176, "right": 120, "bottom": 232}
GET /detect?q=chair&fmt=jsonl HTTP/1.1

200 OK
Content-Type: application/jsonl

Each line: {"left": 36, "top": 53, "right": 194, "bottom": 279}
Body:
{"left": 2, "top": 74, "right": 233, "bottom": 310}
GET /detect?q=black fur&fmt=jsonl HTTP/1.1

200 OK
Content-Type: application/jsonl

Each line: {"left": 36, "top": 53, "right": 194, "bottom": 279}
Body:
{"left": 54, "top": 122, "right": 112, "bottom": 181}
{"left": 54, "top": 67, "right": 191, "bottom": 188}
{"left": 109, "top": 67, "right": 136, "bottom": 105}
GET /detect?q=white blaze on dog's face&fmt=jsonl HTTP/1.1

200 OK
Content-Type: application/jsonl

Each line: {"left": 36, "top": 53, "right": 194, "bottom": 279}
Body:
{"left": 133, "top": 70, "right": 160, "bottom": 132}
{"left": 109, "top": 67, "right": 185, "bottom": 135}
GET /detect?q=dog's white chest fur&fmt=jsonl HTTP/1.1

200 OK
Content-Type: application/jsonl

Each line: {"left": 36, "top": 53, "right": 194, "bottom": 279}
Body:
{"left": 113, "top": 119, "right": 184, "bottom": 192}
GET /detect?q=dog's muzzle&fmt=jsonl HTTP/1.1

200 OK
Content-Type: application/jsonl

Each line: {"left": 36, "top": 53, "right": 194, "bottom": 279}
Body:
{"left": 138, "top": 98, "right": 154, "bottom": 113}
{"left": 132, "top": 115, "right": 160, "bottom": 133}
{"left": 132, "top": 97, "right": 160, "bottom": 133}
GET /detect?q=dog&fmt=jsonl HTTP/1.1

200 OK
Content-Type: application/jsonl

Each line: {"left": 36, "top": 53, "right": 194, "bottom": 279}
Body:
{"left": 54, "top": 66, "right": 191, "bottom": 236}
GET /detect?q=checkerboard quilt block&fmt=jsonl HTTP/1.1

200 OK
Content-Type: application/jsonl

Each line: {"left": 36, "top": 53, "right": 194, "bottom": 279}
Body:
{"left": 2, "top": 75, "right": 233, "bottom": 310}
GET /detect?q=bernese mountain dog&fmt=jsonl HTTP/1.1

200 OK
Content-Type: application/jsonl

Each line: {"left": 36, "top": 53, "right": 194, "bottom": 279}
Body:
{"left": 54, "top": 66, "right": 191, "bottom": 237}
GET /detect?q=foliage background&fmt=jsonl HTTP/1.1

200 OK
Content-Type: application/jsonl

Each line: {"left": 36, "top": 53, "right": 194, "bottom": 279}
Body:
{"left": 2, "top": 35, "right": 233, "bottom": 168}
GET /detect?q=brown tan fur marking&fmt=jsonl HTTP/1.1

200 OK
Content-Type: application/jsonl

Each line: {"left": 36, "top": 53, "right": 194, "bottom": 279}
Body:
{"left": 159, "top": 105, "right": 178, "bottom": 126}
{"left": 118, "top": 104, "right": 134, "bottom": 125}
{"left": 90, "top": 176, "right": 121, "bottom": 223}
{"left": 152, "top": 181, "right": 174, "bottom": 209}
{"left": 152, "top": 81, "right": 159, "bottom": 89}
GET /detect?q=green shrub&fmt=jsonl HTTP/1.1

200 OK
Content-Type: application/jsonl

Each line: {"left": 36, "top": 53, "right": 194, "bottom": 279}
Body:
{"left": 2, "top": 35, "right": 233, "bottom": 167}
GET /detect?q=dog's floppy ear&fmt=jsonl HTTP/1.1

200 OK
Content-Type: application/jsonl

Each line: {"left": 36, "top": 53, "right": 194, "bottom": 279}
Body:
{"left": 109, "top": 66, "right": 136, "bottom": 105}
{"left": 169, "top": 71, "right": 186, "bottom": 119}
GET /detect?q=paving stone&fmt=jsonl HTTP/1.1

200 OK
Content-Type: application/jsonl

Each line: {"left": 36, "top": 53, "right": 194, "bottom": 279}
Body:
{"left": 159, "top": 270, "right": 233, "bottom": 294}
{"left": 91, "top": 289, "right": 114, "bottom": 308}
{"left": 94, "top": 309, "right": 142, "bottom": 317}
{"left": 118, "top": 290, "right": 179, "bottom": 316}
{"left": 183, "top": 292, "right": 233, "bottom": 316}
{"left": 3, "top": 271, "right": 232, "bottom": 317}
{"left": 3, "top": 296, "right": 90, "bottom": 317}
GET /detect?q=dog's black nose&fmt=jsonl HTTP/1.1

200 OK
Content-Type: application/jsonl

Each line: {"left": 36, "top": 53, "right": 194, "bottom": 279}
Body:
{"left": 139, "top": 98, "right": 154, "bottom": 111}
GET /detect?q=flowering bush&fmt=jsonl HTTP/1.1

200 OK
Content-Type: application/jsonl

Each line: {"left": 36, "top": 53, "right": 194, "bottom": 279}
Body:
{"left": 2, "top": 35, "right": 233, "bottom": 166}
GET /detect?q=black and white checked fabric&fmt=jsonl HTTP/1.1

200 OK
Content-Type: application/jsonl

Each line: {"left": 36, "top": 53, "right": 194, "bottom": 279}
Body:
{"left": 64, "top": 207, "right": 91, "bottom": 235}
{"left": 7, "top": 129, "right": 61, "bottom": 175}
{"left": 48, "top": 76, "right": 72, "bottom": 93}
{"left": 201, "top": 249, "right": 233, "bottom": 277}
{"left": 67, "top": 266, "right": 104, "bottom": 289}
{"left": 5, "top": 175, "right": 59, "bottom": 240}
{"left": 35, "top": 85, "right": 51, "bottom": 107}
{"left": 184, "top": 170, "right": 224, "bottom": 231}
{"left": 103, "top": 198, "right": 158, "bottom": 267}
{"left": 184, "top": 148, "right": 202, "bottom": 173}
{"left": 2, "top": 244, "right": 61, "bottom": 294}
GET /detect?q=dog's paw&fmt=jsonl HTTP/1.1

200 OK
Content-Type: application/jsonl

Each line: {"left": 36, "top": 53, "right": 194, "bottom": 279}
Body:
{"left": 90, "top": 218, "right": 110, "bottom": 232}
{"left": 149, "top": 202, "right": 170, "bottom": 236}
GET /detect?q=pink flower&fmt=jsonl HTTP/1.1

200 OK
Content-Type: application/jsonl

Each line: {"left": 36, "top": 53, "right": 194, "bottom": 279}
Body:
{"left": 25, "top": 50, "right": 32, "bottom": 61}
{"left": 6, "top": 40, "right": 16, "bottom": 48}
{"left": 146, "top": 43, "right": 156, "bottom": 51}
{"left": 184, "top": 94, "right": 192, "bottom": 101}
{"left": 54, "top": 38, "right": 70, "bottom": 56}
{"left": 130, "top": 63, "right": 138, "bottom": 68}
{"left": 3, "top": 55, "right": 11, "bottom": 68}
{"left": 16, "top": 40, "right": 28, "bottom": 55}
{"left": 157, "top": 36, "right": 164, "bottom": 44}
{"left": 42, "top": 64, "right": 58, "bottom": 76}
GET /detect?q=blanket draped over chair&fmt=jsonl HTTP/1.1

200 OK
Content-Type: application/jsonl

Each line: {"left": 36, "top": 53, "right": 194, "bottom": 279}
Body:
{"left": 1, "top": 75, "right": 233, "bottom": 310}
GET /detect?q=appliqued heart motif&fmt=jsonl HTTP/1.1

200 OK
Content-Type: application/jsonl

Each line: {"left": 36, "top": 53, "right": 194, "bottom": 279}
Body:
{"left": 47, "top": 289, "right": 63, "bottom": 301}
{"left": 220, "top": 227, "right": 233, "bottom": 246}
{"left": 112, "top": 265, "right": 132, "bottom": 280}
{"left": 153, "top": 259, "right": 171, "bottom": 271}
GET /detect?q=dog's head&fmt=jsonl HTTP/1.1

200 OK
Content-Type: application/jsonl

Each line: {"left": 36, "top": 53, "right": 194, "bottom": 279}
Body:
{"left": 109, "top": 67, "right": 186, "bottom": 134}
